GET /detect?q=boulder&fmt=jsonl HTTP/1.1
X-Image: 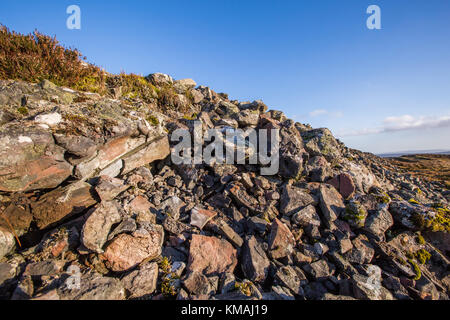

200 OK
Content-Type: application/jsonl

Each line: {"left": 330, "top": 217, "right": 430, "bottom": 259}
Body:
{"left": 103, "top": 224, "right": 164, "bottom": 272}
{"left": 121, "top": 262, "right": 158, "bottom": 298}
{"left": 187, "top": 235, "right": 238, "bottom": 276}
{"left": 81, "top": 201, "right": 122, "bottom": 253}
{"left": 0, "top": 126, "right": 72, "bottom": 192}
{"left": 280, "top": 185, "right": 316, "bottom": 216}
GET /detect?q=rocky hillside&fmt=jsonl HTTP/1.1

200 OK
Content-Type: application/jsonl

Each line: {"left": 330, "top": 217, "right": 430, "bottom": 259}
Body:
{"left": 0, "top": 73, "right": 449, "bottom": 300}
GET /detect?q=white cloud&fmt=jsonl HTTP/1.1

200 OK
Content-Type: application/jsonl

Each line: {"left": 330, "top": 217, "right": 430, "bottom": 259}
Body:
{"left": 309, "top": 109, "right": 327, "bottom": 117}
{"left": 338, "top": 114, "right": 450, "bottom": 137}
{"left": 308, "top": 109, "right": 343, "bottom": 118}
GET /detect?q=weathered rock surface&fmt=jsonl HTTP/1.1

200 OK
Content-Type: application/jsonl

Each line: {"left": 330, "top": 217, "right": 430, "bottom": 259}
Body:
{"left": 268, "top": 219, "right": 296, "bottom": 259}
{"left": 241, "top": 236, "right": 270, "bottom": 283}
{"left": 32, "top": 181, "right": 97, "bottom": 230}
{"left": 121, "top": 262, "right": 158, "bottom": 298}
{"left": 103, "top": 224, "right": 164, "bottom": 272}
{"left": 187, "top": 235, "right": 238, "bottom": 276}
{"left": 0, "top": 126, "right": 72, "bottom": 192}
{"left": 81, "top": 201, "right": 122, "bottom": 253}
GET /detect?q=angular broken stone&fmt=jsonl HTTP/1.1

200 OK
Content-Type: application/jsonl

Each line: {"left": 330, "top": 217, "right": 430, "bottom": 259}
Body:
{"left": 108, "top": 218, "right": 137, "bottom": 241}
{"left": 24, "top": 260, "right": 64, "bottom": 277}
{"left": 302, "top": 259, "right": 334, "bottom": 280}
{"left": 216, "top": 220, "right": 244, "bottom": 248}
{"left": 318, "top": 184, "right": 345, "bottom": 227}
{"left": 190, "top": 207, "right": 217, "bottom": 230}
{"left": 160, "top": 196, "right": 185, "bottom": 220}
{"left": 81, "top": 201, "right": 122, "bottom": 253}
{"left": 121, "top": 262, "right": 158, "bottom": 298}
{"left": 74, "top": 136, "right": 146, "bottom": 180}
{"left": 187, "top": 235, "right": 237, "bottom": 276}
{"left": 274, "top": 265, "right": 307, "bottom": 296}
{"left": 127, "top": 195, "right": 152, "bottom": 215}
{"left": 291, "top": 205, "right": 321, "bottom": 228}
{"left": 344, "top": 234, "right": 375, "bottom": 265}
{"left": 103, "top": 223, "right": 164, "bottom": 272}
{"left": 95, "top": 176, "right": 129, "bottom": 202}
{"left": 328, "top": 173, "right": 356, "bottom": 200}
{"left": 280, "top": 185, "right": 316, "bottom": 216}
{"left": 58, "top": 272, "right": 125, "bottom": 300}
{"left": 229, "top": 183, "right": 263, "bottom": 214}
{"left": 268, "top": 219, "right": 296, "bottom": 259}
{"left": 54, "top": 134, "right": 97, "bottom": 159}
{"left": 241, "top": 236, "right": 270, "bottom": 283}
{"left": 183, "top": 271, "right": 214, "bottom": 296}
{"left": 364, "top": 208, "right": 394, "bottom": 240}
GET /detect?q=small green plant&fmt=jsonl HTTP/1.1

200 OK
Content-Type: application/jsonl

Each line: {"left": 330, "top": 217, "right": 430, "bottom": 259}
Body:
{"left": 158, "top": 256, "right": 179, "bottom": 298}
{"left": 416, "top": 233, "right": 426, "bottom": 245}
{"left": 17, "top": 106, "right": 29, "bottom": 115}
{"left": 0, "top": 25, "right": 106, "bottom": 93}
{"left": 234, "top": 281, "right": 252, "bottom": 297}
{"left": 146, "top": 115, "right": 160, "bottom": 126}
{"left": 408, "top": 259, "right": 422, "bottom": 281}
{"left": 414, "top": 249, "right": 431, "bottom": 265}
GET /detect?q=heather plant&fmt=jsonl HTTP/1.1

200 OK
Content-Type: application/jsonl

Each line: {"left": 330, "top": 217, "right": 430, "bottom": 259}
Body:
{"left": 0, "top": 25, "right": 106, "bottom": 93}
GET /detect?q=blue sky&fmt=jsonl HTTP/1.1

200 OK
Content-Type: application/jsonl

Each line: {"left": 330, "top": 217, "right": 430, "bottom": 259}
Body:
{"left": 1, "top": 0, "right": 449, "bottom": 154}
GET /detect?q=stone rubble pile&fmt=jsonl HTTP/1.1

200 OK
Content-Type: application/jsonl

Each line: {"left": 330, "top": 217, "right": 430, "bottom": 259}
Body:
{"left": 0, "top": 76, "right": 448, "bottom": 300}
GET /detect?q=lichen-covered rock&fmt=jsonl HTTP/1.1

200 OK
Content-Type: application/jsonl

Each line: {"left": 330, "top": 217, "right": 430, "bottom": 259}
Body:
{"left": 58, "top": 272, "right": 125, "bottom": 300}
{"left": 0, "top": 126, "right": 72, "bottom": 192}
{"left": 280, "top": 185, "right": 317, "bottom": 216}
{"left": 364, "top": 207, "right": 394, "bottom": 240}
{"left": 302, "top": 128, "right": 342, "bottom": 161}
{"left": 343, "top": 200, "right": 368, "bottom": 229}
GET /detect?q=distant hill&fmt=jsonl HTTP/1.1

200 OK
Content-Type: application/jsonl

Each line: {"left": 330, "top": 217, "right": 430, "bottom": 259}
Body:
{"left": 378, "top": 149, "right": 450, "bottom": 158}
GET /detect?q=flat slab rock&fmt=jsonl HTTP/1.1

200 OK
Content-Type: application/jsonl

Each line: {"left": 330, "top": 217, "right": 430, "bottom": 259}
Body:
{"left": 31, "top": 181, "right": 97, "bottom": 230}
{"left": 187, "top": 235, "right": 238, "bottom": 276}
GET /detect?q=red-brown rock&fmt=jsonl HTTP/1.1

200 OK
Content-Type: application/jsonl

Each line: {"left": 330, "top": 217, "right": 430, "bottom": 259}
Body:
{"left": 32, "top": 182, "right": 97, "bottom": 230}
{"left": 103, "top": 224, "right": 164, "bottom": 272}
{"left": 187, "top": 235, "right": 237, "bottom": 276}
{"left": 268, "top": 219, "right": 296, "bottom": 259}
